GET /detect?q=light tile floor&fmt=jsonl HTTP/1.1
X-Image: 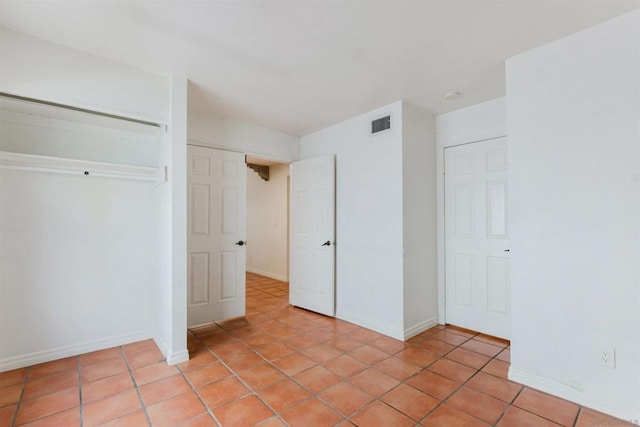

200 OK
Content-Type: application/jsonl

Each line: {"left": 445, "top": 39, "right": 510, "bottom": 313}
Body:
{"left": 0, "top": 273, "right": 633, "bottom": 426}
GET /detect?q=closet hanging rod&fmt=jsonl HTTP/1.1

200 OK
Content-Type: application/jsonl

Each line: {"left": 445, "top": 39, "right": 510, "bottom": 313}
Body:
{"left": 0, "top": 92, "right": 164, "bottom": 129}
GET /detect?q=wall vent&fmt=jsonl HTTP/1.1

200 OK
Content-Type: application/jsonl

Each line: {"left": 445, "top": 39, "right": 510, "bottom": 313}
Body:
{"left": 371, "top": 115, "right": 391, "bottom": 135}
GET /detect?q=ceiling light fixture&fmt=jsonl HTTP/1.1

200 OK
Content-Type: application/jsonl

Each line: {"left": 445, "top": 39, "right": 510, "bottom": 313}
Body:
{"left": 443, "top": 91, "right": 462, "bottom": 101}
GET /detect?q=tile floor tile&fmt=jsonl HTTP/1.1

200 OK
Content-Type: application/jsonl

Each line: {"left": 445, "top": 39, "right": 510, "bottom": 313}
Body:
{"left": 466, "top": 372, "right": 522, "bottom": 403}
{"left": 178, "top": 349, "right": 217, "bottom": 372}
{"left": 349, "top": 368, "right": 401, "bottom": 396}
{"left": 0, "top": 368, "right": 27, "bottom": 389}
{"left": 212, "top": 395, "right": 274, "bottom": 427}
{"left": 513, "top": 387, "right": 579, "bottom": 426}
{"left": 29, "top": 358, "right": 78, "bottom": 380}
{"left": 421, "top": 403, "right": 489, "bottom": 426}
{"left": 481, "top": 358, "right": 510, "bottom": 379}
{"left": 0, "top": 404, "right": 16, "bottom": 426}
{"left": 184, "top": 362, "right": 232, "bottom": 388}
{"left": 198, "top": 376, "right": 250, "bottom": 409}
{"left": 407, "top": 370, "right": 460, "bottom": 400}
{"left": 281, "top": 398, "right": 342, "bottom": 427}
{"left": 374, "top": 356, "right": 422, "bottom": 380}
{"left": 81, "top": 372, "right": 134, "bottom": 404}
{"left": 132, "top": 362, "right": 178, "bottom": 386}
{"left": 396, "top": 347, "right": 439, "bottom": 367}
{"left": 0, "top": 383, "right": 23, "bottom": 407}
{"left": 81, "top": 358, "right": 128, "bottom": 384}
{"left": 350, "top": 400, "right": 414, "bottom": 427}
{"left": 258, "top": 379, "right": 310, "bottom": 413}
{"left": 292, "top": 365, "right": 341, "bottom": 393}
{"left": 318, "top": 382, "right": 374, "bottom": 416}
{"left": 428, "top": 358, "right": 477, "bottom": 383}
{"left": 18, "top": 407, "right": 80, "bottom": 427}
{"left": 348, "top": 345, "right": 390, "bottom": 365}
{"left": 146, "top": 392, "right": 206, "bottom": 427}
{"left": 98, "top": 410, "right": 148, "bottom": 427}
{"left": 82, "top": 389, "right": 141, "bottom": 427}
{"left": 21, "top": 370, "right": 78, "bottom": 406}
{"left": 79, "top": 348, "right": 122, "bottom": 367}
{"left": 497, "top": 406, "right": 561, "bottom": 427}
{"left": 446, "top": 386, "right": 509, "bottom": 424}
{"left": 575, "top": 407, "right": 634, "bottom": 426}
{"left": 324, "top": 354, "right": 367, "bottom": 378}
{"left": 224, "top": 351, "right": 266, "bottom": 372}
{"left": 381, "top": 383, "right": 439, "bottom": 421}
{"left": 254, "top": 342, "right": 295, "bottom": 361}
{"left": 14, "top": 387, "right": 79, "bottom": 425}
{"left": 272, "top": 353, "right": 316, "bottom": 376}
{"left": 139, "top": 374, "right": 192, "bottom": 406}
{"left": 238, "top": 364, "right": 287, "bottom": 390}
{"left": 179, "top": 414, "right": 217, "bottom": 427}
{"left": 461, "top": 339, "right": 504, "bottom": 358}
{"left": 446, "top": 347, "right": 492, "bottom": 370}
{"left": 302, "top": 343, "right": 343, "bottom": 363}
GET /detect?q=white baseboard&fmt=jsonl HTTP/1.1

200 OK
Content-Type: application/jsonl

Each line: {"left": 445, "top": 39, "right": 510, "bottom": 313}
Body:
{"left": 246, "top": 267, "right": 288, "bottom": 282}
{"left": 336, "top": 310, "right": 404, "bottom": 341}
{"left": 166, "top": 349, "right": 189, "bottom": 365}
{"left": 509, "top": 367, "right": 640, "bottom": 422}
{"left": 404, "top": 317, "right": 439, "bottom": 340}
{"left": 153, "top": 336, "right": 168, "bottom": 358}
{"left": 0, "top": 330, "right": 153, "bottom": 373}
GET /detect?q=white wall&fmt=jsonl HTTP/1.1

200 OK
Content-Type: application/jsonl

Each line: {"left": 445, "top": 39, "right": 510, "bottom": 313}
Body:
{"left": 246, "top": 163, "right": 289, "bottom": 282}
{"left": 435, "top": 97, "right": 507, "bottom": 323}
{"left": 0, "top": 122, "right": 158, "bottom": 370}
{"left": 189, "top": 111, "right": 300, "bottom": 162}
{"left": 0, "top": 29, "right": 191, "bottom": 370}
{"left": 300, "top": 102, "right": 406, "bottom": 339}
{"left": 0, "top": 29, "right": 170, "bottom": 124}
{"left": 401, "top": 102, "right": 438, "bottom": 338}
{"left": 507, "top": 10, "right": 640, "bottom": 420}
{"left": 436, "top": 97, "right": 507, "bottom": 148}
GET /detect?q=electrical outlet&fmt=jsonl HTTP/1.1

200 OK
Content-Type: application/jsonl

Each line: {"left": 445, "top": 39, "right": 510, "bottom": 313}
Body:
{"left": 599, "top": 347, "right": 616, "bottom": 369}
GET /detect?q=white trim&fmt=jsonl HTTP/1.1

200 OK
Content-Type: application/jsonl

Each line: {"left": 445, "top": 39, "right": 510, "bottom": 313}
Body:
{"left": 153, "top": 335, "right": 168, "bottom": 358}
{"left": 436, "top": 135, "right": 507, "bottom": 326}
{"left": 246, "top": 267, "right": 288, "bottom": 282}
{"left": 0, "top": 330, "right": 153, "bottom": 373}
{"left": 0, "top": 151, "right": 160, "bottom": 182}
{"left": 166, "top": 349, "right": 190, "bottom": 365}
{"left": 509, "top": 367, "right": 640, "bottom": 422}
{"left": 404, "top": 317, "right": 439, "bottom": 340}
{"left": 337, "top": 310, "right": 404, "bottom": 341}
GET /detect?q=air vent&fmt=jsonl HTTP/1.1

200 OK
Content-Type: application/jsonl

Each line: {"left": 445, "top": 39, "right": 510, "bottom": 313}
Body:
{"left": 371, "top": 115, "right": 391, "bottom": 135}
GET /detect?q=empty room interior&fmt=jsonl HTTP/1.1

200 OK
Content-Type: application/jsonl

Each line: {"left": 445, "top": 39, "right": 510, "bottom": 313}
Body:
{"left": 0, "top": 1, "right": 639, "bottom": 426}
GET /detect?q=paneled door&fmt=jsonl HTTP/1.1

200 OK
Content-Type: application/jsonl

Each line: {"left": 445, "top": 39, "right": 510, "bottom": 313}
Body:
{"left": 187, "top": 145, "right": 247, "bottom": 326}
{"left": 290, "top": 155, "right": 336, "bottom": 317}
{"left": 445, "top": 137, "right": 510, "bottom": 339}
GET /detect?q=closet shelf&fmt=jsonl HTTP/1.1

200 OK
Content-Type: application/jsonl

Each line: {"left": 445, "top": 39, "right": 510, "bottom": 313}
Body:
{"left": 0, "top": 151, "right": 160, "bottom": 182}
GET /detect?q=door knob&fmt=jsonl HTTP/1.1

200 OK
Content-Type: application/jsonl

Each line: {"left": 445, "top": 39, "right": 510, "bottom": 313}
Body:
{"left": 504, "top": 249, "right": 510, "bottom": 252}
{"left": 236, "top": 241, "right": 246, "bottom": 246}
{"left": 321, "top": 240, "right": 331, "bottom": 246}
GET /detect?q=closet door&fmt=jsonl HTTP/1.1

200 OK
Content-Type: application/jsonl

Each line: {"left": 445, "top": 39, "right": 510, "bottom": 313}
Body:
{"left": 187, "top": 146, "right": 246, "bottom": 326}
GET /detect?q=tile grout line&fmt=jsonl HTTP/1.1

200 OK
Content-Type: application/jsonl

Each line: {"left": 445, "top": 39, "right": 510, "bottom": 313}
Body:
{"left": 120, "top": 346, "right": 153, "bottom": 427}
{"left": 10, "top": 366, "right": 30, "bottom": 427}
{"left": 77, "top": 356, "right": 83, "bottom": 427}
{"left": 185, "top": 326, "right": 289, "bottom": 426}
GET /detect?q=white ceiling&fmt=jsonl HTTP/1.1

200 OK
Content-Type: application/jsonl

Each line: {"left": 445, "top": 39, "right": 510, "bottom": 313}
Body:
{"left": 1, "top": 1, "right": 639, "bottom": 136}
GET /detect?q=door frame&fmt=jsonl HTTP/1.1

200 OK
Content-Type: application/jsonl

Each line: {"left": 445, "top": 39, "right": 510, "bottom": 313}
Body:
{"left": 186, "top": 139, "right": 293, "bottom": 317}
{"left": 436, "top": 135, "right": 507, "bottom": 326}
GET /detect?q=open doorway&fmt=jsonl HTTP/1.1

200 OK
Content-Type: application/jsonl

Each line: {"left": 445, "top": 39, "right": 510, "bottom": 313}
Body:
{"left": 245, "top": 156, "right": 290, "bottom": 305}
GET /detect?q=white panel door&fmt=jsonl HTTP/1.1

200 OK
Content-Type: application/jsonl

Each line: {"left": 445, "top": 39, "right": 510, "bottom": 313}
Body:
{"left": 290, "top": 155, "right": 336, "bottom": 316}
{"left": 445, "top": 137, "right": 510, "bottom": 339}
{"left": 187, "top": 146, "right": 246, "bottom": 326}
